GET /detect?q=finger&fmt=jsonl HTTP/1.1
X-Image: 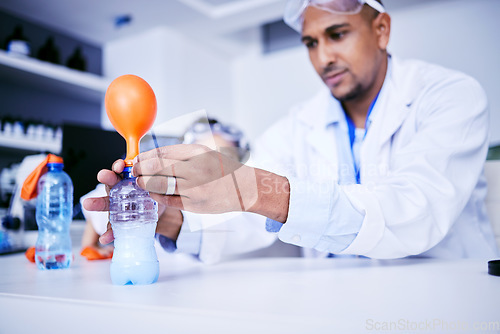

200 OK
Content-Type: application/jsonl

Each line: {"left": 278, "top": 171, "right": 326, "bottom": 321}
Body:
{"left": 98, "top": 246, "right": 114, "bottom": 257}
{"left": 112, "top": 159, "right": 126, "bottom": 174}
{"left": 137, "top": 175, "right": 181, "bottom": 195}
{"left": 150, "top": 192, "right": 184, "bottom": 210}
{"left": 99, "top": 223, "right": 114, "bottom": 245}
{"left": 134, "top": 144, "right": 210, "bottom": 163}
{"left": 133, "top": 157, "right": 179, "bottom": 177}
{"left": 97, "top": 169, "right": 122, "bottom": 188}
{"left": 82, "top": 197, "right": 110, "bottom": 212}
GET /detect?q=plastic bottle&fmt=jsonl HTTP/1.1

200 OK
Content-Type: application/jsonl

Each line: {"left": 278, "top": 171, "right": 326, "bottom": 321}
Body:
{"left": 5, "top": 25, "right": 31, "bottom": 56}
{"left": 35, "top": 155, "right": 73, "bottom": 270}
{"left": 66, "top": 47, "right": 86, "bottom": 72}
{"left": 109, "top": 166, "right": 159, "bottom": 285}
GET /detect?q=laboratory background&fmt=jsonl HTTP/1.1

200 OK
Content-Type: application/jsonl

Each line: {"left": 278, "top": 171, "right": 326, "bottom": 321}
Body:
{"left": 2, "top": 0, "right": 500, "bottom": 229}
{"left": 1, "top": 0, "right": 499, "bottom": 199}
{"left": 1, "top": 0, "right": 500, "bottom": 332}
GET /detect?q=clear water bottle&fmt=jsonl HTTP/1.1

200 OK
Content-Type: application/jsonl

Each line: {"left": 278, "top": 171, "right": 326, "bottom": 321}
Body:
{"left": 109, "top": 166, "right": 159, "bottom": 285}
{"left": 35, "top": 156, "right": 73, "bottom": 269}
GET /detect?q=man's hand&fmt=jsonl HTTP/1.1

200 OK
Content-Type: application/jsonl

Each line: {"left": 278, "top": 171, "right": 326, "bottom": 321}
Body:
{"left": 82, "top": 159, "right": 124, "bottom": 245}
{"left": 133, "top": 144, "right": 259, "bottom": 214}
{"left": 83, "top": 143, "right": 291, "bottom": 246}
{"left": 82, "top": 159, "right": 184, "bottom": 245}
{"left": 133, "top": 144, "right": 290, "bottom": 222}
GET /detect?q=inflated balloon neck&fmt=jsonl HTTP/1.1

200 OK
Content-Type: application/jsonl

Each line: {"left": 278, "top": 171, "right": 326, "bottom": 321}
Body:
{"left": 124, "top": 134, "right": 140, "bottom": 166}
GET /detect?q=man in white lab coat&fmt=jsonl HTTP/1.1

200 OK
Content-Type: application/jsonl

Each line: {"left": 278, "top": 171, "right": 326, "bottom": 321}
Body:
{"left": 85, "top": 0, "right": 498, "bottom": 263}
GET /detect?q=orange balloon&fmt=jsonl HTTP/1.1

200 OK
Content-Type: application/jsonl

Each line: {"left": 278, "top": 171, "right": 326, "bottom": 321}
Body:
{"left": 105, "top": 75, "right": 157, "bottom": 166}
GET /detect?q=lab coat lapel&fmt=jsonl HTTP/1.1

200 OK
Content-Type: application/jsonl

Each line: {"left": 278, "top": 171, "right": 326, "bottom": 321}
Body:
{"left": 369, "top": 87, "right": 410, "bottom": 149}
{"left": 361, "top": 57, "right": 415, "bottom": 178}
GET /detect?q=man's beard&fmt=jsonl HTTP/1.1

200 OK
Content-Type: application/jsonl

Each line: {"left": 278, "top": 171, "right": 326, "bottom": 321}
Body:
{"left": 332, "top": 82, "right": 364, "bottom": 102}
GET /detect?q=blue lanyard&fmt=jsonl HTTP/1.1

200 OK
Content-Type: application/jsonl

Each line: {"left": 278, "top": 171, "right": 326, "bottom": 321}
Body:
{"left": 344, "top": 92, "right": 380, "bottom": 183}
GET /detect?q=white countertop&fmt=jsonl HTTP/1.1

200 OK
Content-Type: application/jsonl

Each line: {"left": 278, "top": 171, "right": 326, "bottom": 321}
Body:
{"left": 1, "top": 251, "right": 499, "bottom": 334}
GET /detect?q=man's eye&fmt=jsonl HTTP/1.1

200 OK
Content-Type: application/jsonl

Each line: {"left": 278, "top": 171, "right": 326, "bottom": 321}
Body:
{"left": 304, "top": 40, "right": 317, "bottom": 49}
{"left": 329, "top": 32, "right": 346, "bottom": 40}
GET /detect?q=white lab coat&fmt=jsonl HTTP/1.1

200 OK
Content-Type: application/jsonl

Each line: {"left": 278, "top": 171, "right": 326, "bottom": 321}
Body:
{"left": 190, "top": 56, "right": 498, "bottom": 263}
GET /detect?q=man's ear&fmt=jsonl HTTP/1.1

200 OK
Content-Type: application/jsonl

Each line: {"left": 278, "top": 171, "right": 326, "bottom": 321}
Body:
{"left": 374, "top": 13, "right": 391, "bottom": 50}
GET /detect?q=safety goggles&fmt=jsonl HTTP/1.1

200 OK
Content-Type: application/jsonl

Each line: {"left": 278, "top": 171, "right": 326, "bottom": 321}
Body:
{"left": 184, "top": 121, "right": 244, "bottom": 143}
{"left": 284, "top": 0, "right": 386, "bottom": 32}
{"left": 183, "top": 121, "right": 248, "bottom": 147}
{"left": 183, "top": 120, "right": 250, "bottom": 161}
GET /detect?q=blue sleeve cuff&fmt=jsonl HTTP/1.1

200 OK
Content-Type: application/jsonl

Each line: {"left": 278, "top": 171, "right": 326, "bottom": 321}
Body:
{"left": 155, "top": 213, "right": 202, "bottom": 256}
{"left": 156, "top": 234, "right": 177, "bottom": 253}
{"left": 265, "top": 218, "right": 283, "bottom": 233}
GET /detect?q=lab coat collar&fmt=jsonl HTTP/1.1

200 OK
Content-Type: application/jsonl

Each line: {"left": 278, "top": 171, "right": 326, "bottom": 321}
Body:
{"left": 297, "top": 56, "right": 398, "bottom": 130}
{"left": 295, "top": 88, "right": 341, "bottom": 165}
{"left": 296, "top": 86, "right": 341, "bottom": 128}
{"left": 297, "top": 55, "right": 417, "bottom": 166}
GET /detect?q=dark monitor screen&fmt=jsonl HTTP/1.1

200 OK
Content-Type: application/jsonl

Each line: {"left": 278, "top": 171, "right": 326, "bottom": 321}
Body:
{"left": 61, "top": 123, "right": 125, "bottom": 206}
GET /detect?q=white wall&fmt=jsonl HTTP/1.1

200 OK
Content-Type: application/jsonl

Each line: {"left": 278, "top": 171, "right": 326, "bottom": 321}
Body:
{"left": 232, "top": 46, "right": 323, "bottom": 140}
{"left": 102, "top": 27, "right": 233, "bottom": 134}
{"left": 387, "top": 0, "right": 500, "bottom": 145}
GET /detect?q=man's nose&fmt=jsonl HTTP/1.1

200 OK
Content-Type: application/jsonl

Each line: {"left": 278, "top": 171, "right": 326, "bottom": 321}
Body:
{"left": 317, "top": 42, "right": 336, "bottom": 69}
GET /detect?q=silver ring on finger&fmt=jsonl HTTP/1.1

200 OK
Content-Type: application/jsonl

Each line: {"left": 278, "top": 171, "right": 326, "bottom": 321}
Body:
{"left": 165, "top": 176, "right": 177, "bottom": 196}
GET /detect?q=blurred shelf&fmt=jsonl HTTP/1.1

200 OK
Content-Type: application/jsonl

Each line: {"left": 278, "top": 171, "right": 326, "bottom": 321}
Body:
{"left": 0, "top": 49, "right": 109, "bottom": 103}
{"left": 0, "top": 134, "right": 61, "bottom": 154}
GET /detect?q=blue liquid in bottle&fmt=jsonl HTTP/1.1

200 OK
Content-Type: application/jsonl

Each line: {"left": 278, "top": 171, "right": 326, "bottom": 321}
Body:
{"left": 109, "top": 166, "right": 159, "bottom": 285}
{"left": 35, "top": 161, "right": 73, "bottom": 270}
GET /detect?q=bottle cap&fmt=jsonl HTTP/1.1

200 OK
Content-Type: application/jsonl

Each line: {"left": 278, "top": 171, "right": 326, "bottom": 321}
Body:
{"left": 48, "top": 154, "right": 64, "bottom": 164}
{"left": 488, "top": 260, "right": 500, "bottom": 277}
{"left": 21, "top": 154, "right": 64, "bottom": 201}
